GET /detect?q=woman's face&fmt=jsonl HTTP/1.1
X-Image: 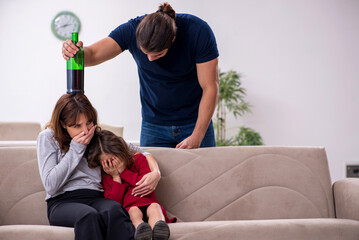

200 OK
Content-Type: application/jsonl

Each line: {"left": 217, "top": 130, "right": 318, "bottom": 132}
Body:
{"left": 63, "top": 113, "right": 94, "bottom": 139}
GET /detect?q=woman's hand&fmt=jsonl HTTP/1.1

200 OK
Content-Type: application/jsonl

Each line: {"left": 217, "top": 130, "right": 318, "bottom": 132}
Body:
{"left": 132, "top": 170, "right": 161, "bottom": 197}
{"left": 72, "top": 125, "right": 96, "bottom": 145}
{"left": 62, "top": 39, "right": 83, "bottom": 60}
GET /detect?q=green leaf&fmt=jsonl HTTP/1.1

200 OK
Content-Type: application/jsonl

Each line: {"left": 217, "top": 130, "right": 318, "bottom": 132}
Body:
{"left": 214, "top": 69, "right": 263, "bottom": 146}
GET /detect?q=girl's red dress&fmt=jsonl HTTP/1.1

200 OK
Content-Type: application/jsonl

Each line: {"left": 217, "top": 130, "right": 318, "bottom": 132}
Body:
{"left": 102, "top": 153, "right": 176, "bottom": 223}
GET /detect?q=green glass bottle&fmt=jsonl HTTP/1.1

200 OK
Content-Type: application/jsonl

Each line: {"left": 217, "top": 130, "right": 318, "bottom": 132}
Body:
{"left": 67, "top": 32, "right": 84, "bottom": 93}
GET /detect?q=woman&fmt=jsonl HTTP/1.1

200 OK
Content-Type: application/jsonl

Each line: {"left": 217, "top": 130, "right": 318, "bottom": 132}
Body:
{"left": 37, "top": 93, "right": 160, "bottom": 240}
{"left": 62, "top": 3, "right": 219, "bottom": 149}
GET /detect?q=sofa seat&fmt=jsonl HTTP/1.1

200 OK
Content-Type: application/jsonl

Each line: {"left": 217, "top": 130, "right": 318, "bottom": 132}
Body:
{"left": 1, "top": 218, "right": 359, "bottom": 240}
{"left": 170, "top": 219, "right": 359, "bottom": 240}
{"left": 0, "top": 225, "right": 73, "bottom": 240}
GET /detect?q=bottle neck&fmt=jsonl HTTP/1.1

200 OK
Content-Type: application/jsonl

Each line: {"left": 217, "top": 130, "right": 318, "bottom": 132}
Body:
{"left": 72, "top": 32, "right": 78, "bottom": 44}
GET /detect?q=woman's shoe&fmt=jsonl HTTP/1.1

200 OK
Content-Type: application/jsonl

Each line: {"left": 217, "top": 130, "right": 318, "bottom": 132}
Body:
{"left": 135, "top": 222, "right": 152, "bottom": 240}
{"left": 152, "top": 220, "right": 170, "bottom": 240}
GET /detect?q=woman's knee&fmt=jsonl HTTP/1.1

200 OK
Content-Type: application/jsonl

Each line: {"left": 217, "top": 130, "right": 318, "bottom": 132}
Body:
{"left": 49, "top": 203, "right": 99, "bottom": 227}
{"left": 78, "top": 208, "right": 100, "bottom": 222}
{"left": 99, "top": 199, "right": 126, "bottom": 213}
{"left": 102, "top": 201, "right": 129, "bottom": 220}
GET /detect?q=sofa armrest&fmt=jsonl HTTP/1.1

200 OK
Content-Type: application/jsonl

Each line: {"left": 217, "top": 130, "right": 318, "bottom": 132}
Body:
{"left": 333, "top": 178, "right": 359, "bottom": 220}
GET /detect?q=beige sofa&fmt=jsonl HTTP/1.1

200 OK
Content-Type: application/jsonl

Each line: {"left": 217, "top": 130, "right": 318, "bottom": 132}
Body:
{"left": 1, "top": 146, "right": 359, "bottom": 240}
{"left": 0, "top": 122, "right": 42, "bottom": 140}
{"left": 98, "top": 123, "right": 124, "bottom": 137}
{"left": 0, "top": 122, "right": 124, "bottom": 141}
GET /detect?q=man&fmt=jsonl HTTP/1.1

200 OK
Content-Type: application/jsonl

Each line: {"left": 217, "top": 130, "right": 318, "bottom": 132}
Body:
{"left": 62, "top": 3, "right": 219, "bottom": 149}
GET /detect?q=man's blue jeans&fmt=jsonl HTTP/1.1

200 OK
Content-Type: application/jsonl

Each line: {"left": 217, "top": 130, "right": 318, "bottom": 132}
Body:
{"left": 140, "top": 120, "right": 216, "bottom": 148}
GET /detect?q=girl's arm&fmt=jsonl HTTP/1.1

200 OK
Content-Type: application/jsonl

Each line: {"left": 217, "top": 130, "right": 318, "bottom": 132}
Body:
{"left": 102, "top": 174, "right": 126, "bottom": 205}
{"left": 120, "top": 153, "right": 151, "bottom": 185}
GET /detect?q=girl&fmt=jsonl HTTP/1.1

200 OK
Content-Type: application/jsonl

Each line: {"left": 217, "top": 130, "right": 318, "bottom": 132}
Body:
{"left": 37, "top": 93, "right": 161, "bottom": 240}
{"left": 87, "top": 130, "right": 176, "bottom": 240}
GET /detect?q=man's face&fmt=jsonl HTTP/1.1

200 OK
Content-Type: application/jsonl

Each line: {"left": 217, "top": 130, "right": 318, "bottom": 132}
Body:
{"left": 140, "top": 47, "right": 169, "bottom": 61}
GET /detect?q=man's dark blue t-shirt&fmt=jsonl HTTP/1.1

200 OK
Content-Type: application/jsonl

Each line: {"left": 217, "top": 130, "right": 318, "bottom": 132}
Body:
{"left": 109, "top": 14, "right": 219, "bottom": 126}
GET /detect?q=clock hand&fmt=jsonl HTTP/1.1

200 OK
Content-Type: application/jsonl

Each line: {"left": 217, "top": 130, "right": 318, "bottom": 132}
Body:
{"left": 60, "top": 23, "right": 70, "bottom": 28}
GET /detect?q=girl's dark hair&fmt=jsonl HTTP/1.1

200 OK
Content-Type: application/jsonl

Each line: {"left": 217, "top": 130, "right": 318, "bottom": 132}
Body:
{"left": 136, "top": 2, "right": 177, "bottom": 53}
{"left": 86, "top": 130, "right": 135, "bottom": 169}
{"left": 46, "top": 93, "right": 98, "bottom": 153}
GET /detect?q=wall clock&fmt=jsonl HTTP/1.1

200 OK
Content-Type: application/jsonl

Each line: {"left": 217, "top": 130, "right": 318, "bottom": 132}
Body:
{"left": 51, "top": 11, "right": 81, "bottom": 40}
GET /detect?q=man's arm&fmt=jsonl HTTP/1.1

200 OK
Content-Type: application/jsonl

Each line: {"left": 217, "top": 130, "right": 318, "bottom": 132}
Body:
{"left": 62, "top": 37, "right": 122, "bottom": 67}
{"left": 176, "top": 57, "right": 219, "bottom": 149}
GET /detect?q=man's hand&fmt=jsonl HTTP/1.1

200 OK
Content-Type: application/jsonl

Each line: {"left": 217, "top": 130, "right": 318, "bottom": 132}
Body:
{"left": 62, "top": 39, "right": 83, "bottom": 60}
{"left": 176, "top": 134, "right": 202, "bottom": 149}
{"left": 132, "top": 171, "right": 161, "bottom": 197}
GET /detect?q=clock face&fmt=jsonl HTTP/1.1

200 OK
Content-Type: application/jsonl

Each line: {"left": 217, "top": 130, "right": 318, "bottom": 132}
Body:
{"left": 51, "top": 11, "right": 81, "bottom": 40}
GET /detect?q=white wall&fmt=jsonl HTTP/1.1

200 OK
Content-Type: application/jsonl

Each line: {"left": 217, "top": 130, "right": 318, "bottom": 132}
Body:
{"left": 1, "top": 0, "right": 358, "bottom": 182}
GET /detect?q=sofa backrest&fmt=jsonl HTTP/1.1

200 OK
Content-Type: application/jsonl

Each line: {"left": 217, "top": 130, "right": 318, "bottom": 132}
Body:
{"left": 0, "top": 122, "right": 42, "bottom": 140}
{"left": 98, "top": 123, "right": 124, "bottom": 137}
{"left": 0, "top": 146, "right": 335, "bottom": 225}
{"left": 0, "top": 147, "right": 48, "bottom": 225}
{"left": 148, "top": 146, "right": 335, "bottom": 222}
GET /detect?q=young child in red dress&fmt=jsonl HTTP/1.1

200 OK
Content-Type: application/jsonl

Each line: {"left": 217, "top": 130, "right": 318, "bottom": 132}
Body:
{"left": 86, "top": 130, "right": 176, "bottom": 240}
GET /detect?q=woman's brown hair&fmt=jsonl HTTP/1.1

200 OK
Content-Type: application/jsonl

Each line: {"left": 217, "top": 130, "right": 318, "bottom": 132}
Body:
{"left": 86, "top": 130, "right": 135, "bottom": 169}
{"left": 46, "top": 93, "right": 98, "bottom": 152}
{"left": 136, "top": 2, "right": 177, "bottom": 53}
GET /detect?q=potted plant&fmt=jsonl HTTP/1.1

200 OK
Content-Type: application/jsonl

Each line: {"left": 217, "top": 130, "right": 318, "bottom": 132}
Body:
{"left": 232, "top": 126, "right": 263, "bottom": 146}
{"left": 214, "top": 70, "right": 263, "bottom": 146}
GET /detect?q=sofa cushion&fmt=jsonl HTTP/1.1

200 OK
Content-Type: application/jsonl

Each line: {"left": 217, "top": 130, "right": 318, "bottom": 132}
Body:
{"left": 0, "top": 225, "right": 73, "bottom": 240}
{"left": 0, "top": 147, "right": 48, "bottom": 225}
{"left": 2, "top": 219, "right": 359, "bottom": 240}
{"left": 147, "top": 146, "right": 335, "bottom": 222}
{"left": 169, "top": 219, "right": 359, "bottom": 240}
{"left": 0, "top": 122, "right": 41, "bottom": 141}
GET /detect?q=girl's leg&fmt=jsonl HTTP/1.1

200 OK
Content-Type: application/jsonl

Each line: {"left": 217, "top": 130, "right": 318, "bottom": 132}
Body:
{"left": 128, "top": 206, "right": 144, "bottom": 228}
{"left": 129, "top": 207, "right": 152, "bottom": 240}
{"left": 147, "top": 203, "right": 170, "bottom": 240}
{"left": 146, "top": 203, "right": 165, "bottom": 228}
